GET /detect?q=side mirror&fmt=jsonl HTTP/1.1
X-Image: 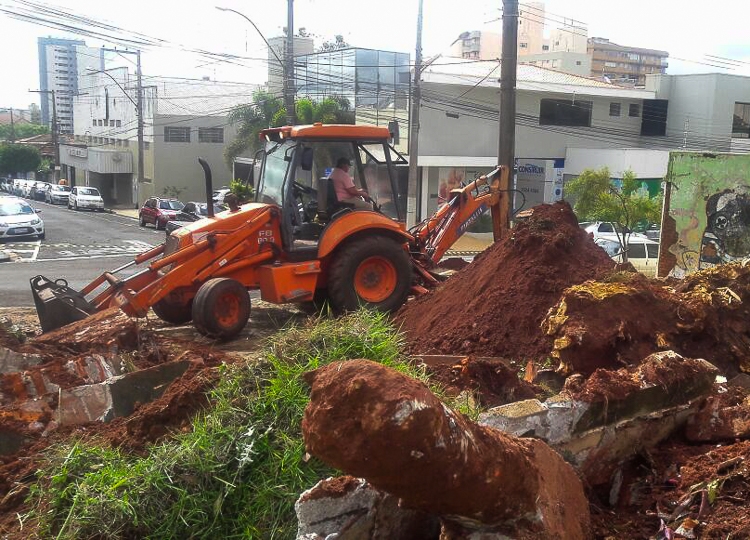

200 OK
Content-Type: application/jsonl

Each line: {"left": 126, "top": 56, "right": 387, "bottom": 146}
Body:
{"left": 301, "top": 147, "right": 314, "bottom": 171}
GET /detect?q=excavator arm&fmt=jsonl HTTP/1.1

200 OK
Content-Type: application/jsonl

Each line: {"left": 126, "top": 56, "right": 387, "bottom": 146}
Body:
{"left": 410, "top": 165, "right": 510, "bottom": 265}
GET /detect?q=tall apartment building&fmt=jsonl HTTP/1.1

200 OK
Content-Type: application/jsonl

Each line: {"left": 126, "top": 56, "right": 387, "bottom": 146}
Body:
{"left": 449, "top": 31, "right": 502, "bottom": 60}
{"left": 517, "top": 1, "right": 546, "bottom": 55}
{"left": 588, "top": 37, "right": 669, "bottom": 85}
{"left": 37, "top": 37, "right": 106, "bottom": 134}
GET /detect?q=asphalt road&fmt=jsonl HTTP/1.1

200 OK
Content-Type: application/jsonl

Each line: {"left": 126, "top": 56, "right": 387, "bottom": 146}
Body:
{"left": 0, "top": 199, "right": 165, "bottom": 307}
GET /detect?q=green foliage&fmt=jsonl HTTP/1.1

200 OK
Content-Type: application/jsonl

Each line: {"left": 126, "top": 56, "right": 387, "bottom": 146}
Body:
{"left": 0, "top": 122, "right": 49, "bottom": 140}
{"left": 224, "top": 92, "right": 354, "bottom": 168}
{"left": 161, "top": 185, "right": 184, "bottom": 199}
{"left": 30, "top": 311, "right": 454, "bottom": 539}
{"left": 566, "top": 167, "right": 662, "bottom": 253}
{"left": 229, "top": 178, "right": 254, "bottom": 202}
{"left": 0, "top": 143, "right": 42, "bottom": 174}
{"left": 37, "top": 157, "right": 53, "bottom": 175}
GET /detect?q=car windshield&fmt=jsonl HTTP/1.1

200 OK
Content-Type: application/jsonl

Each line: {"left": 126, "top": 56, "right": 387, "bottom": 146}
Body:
{"left": 0, "top": 201, "right": 35, "bottom": 216}
{"left": 79, "top": 188, "right": 100, "bottom": 196}
{"left": 160, "top": 200, "right": 184, "bottom": 210}
{"left": 53, "top": 185, "right": 71, "bottom": 192}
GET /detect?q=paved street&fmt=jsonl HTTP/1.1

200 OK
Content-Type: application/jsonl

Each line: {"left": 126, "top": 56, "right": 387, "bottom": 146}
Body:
{"left": 0, "top": 200, "right": 164, "bottom": 307}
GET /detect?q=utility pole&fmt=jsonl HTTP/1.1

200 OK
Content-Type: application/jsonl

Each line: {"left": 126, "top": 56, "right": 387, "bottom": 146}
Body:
{"left": 494, "top": 0, "right": 519, "bottom": 240}
{"left": 406, "top": 0, "right": 424, "bottom": 228}
{"left": 30, "top": 89, "right": 59, "bottom": 182}
{"left": 136, "top": 50, "right": 145, "bottom": 204}
{"left": 285, "top": 0, "right": 296, "bottom": 125}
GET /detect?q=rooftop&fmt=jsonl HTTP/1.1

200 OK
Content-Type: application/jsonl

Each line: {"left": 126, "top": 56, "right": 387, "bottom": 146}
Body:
{"left": 421, "top": 58, "right": 656, "bottom": 99}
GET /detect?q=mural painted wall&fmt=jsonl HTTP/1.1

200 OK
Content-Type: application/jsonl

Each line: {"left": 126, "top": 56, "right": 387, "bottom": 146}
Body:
{"left": 661, "top": 152, "right": 750, "bottom": 277}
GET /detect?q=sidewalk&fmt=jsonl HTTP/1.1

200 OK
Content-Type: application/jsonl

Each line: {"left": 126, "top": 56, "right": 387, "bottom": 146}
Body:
{"left": 109, "top": 206, "right": 139, "bottom": 219}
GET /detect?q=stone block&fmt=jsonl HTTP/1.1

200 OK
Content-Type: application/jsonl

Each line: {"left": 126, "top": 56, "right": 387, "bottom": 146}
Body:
{"left": 57, "top": 360, "right": 190, "bottom": 426}
{"left": 295, "top": 476, "right": 438, "bottom": 540}
{"left": 0, "top": 346, "right": 44, "bottom": 374}
{"left": 478, "top": 399, "right": 549, "bottom": 438}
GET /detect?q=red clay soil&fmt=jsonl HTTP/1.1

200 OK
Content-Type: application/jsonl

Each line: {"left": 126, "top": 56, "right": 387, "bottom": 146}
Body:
{"left": 424, "top": 357, "right": 538, "bottom": 407}
{"left": 398, "top": 201, "right": 615, "bottom": 362}
{"left": 302, "top": 359, "right": 591, "bottom": 539}
{"left": 545, "top": 262, "right": 750, "bottom": 376}
{"left": 592, "top": 438, "right": 750, "bottom": 539}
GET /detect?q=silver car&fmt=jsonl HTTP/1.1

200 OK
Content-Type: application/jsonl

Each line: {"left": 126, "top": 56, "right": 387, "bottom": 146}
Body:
{"left": 46, "top": 184, "right": 71, "bottom": 205}
{"left": 0, "top": 196, "right": 45, "bottom": 239}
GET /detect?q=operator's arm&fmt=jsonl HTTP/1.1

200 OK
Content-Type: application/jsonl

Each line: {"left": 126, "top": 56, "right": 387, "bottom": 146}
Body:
{"left": 333, "top": 169, "right": 370, "bottom": 200}
{"left": 345, "top": 183, "right": 370, "bottom": 199}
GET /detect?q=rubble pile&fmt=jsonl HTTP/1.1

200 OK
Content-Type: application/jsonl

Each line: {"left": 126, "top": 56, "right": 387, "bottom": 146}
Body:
{"left": 544, "top": 262, "right": 750, "bottom": 376}
{"left": 398, "top": 201, "right": 615, "bottom": 361}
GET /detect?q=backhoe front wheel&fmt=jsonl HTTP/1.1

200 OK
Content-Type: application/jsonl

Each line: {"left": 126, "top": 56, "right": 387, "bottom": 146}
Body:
{"left": 192, "top": 278, "right": 250, "bottom": 340}
{"left": 152, "top": 296, "right": 193, "bottom": 325}
{"left": 328, "top": 236, "right": 411, "bottom": 313}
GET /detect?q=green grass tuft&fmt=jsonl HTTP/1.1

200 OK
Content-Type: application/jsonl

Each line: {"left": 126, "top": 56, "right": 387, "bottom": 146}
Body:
{"left": 29, "top": 310, "right": 447, "bottom": 540}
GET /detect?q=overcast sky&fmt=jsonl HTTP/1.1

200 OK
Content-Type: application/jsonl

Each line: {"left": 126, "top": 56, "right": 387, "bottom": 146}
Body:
{"left": 2, "top": 0, "right": 750, "bottom": 109}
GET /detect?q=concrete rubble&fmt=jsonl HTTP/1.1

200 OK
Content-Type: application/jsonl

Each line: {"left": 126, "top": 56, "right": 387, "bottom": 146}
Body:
{"left": 480, "top": 351, "right": 718, "bottom": 486}
{"left": 302, "top": 359, "right": 591, "bottom": 540}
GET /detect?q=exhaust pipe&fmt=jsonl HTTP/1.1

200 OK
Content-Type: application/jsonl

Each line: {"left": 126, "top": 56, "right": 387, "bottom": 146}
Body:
{"left": 198, "top": 157, "right": 214, "bottom": 218}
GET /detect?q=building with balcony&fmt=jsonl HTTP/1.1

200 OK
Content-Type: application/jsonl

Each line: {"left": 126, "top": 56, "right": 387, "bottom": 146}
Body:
{"left": 588, "top": 37, "right": 668, "bottom": 85}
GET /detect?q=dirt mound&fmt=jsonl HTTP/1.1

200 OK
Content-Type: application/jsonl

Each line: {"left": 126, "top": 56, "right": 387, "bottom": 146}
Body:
{"left": 398, "top": 201, "right": 615, "bottom": 361}
{"left": 544, "top": 262, "right": 750, "bottom": 376}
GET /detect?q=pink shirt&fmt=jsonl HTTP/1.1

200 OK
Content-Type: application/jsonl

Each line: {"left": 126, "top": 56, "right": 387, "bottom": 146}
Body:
{"left": 330, "top": 167, "right": 355, "bottom": 201}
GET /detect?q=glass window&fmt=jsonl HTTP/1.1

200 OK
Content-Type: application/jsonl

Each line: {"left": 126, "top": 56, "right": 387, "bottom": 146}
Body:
{"left": 539, "top": 99, "right": 592, "bottom": 127}
{"left": 257, "top": 140, "right": 294, "bottom": 206}
{"left": 599, "top": 223, "right": 614, "bottom": 233}
{"left": 629, "top": 104, "right": 641, "bottom": 117}
{"left": 78, "top": 187, "right": 100, "bottom": 196}
{"left": 0, "top": 201, "right": 34, "bottom": 216}
{"left": 159, "top": 200, "right": 184, "bottom": 210}
{"left": 733, "top": 102, "right": 750, "bottom": 138}
{"left": 646, "top": 243, "right": 659, "bottom": 258}
{"left": 164, "top": 126, "right": 191, "bottom": 143}
{"left": 198, "top": 127, "right": 224, "bottom": 143}
{"left": 628, "top": 243, "right": 646, "bottom": 258}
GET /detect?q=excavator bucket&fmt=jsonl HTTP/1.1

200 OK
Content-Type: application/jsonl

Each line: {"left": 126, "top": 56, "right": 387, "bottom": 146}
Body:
{"left": 30, "top": 275, "right": 95, "bottom": 333}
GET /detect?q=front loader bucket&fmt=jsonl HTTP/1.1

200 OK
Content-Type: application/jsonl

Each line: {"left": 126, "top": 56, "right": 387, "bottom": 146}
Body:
{"left": 30, "top": 275, "right": 96, "bottom": 333}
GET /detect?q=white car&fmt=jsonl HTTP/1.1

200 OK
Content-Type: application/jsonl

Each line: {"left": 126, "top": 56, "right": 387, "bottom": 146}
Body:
{"left": 69, "top": 186, "right": 105, "bottom": 211}
{"left": 595, "top": 236, "right": 659, "bottom": 277}
{"left": 0, "top": 196, "right": 45, "bottom": 240}
{"left": 46, "top": 184, "right": 71, "bottom": 205}
{"left": 580, "top": 221, "right": 648, "bottom": 243}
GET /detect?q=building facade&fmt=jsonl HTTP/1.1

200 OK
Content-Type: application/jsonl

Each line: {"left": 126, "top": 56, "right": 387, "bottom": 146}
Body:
{"left": 520, "top": 51, "right": 591, "bottom": 77}
{"left": 588, "top": 38, "right": 668, "bottom": 85}
{"left": 62, "top": 69, "right": 255, "bottom": 207}
{"left": 449, "top": 31, "right": 502, "bottom": 61}
{"left": 37, "top": 37, "right": 108, "bottom": 134}
{"left": 267, "top": 35, "right": 315, "bottom": 98}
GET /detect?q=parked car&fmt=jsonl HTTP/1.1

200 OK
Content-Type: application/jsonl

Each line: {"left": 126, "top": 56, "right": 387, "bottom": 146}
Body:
{"left": 580, "top": 221, "right": 648, "bottom": 243}
{"left": 0, "top": 196, "right": 45, "bottom": 240}
{"left": 139, "top": 197, "right": 185, "bottom": 230}
{"left": 46, "top": 184, "right": 71, "bottom": 205}
{"left": 595, "top": 236, "right": 659, "bottom": 277}
{"left": 164, "top": 202, "right": 227, "bottom": 234}
{"left": 68, "top": 186, "right": 105, "bottom": 211}
{"left": 212, "top": 188, "right": 231, "bottom": 204}
{"left": 31, "top": 181, "right": 52, "bottom": 201}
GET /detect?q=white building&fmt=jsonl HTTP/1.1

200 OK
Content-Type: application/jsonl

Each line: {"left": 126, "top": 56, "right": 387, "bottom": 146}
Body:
{"left": 61, "top": 68, "right": 257, "bottom": 207}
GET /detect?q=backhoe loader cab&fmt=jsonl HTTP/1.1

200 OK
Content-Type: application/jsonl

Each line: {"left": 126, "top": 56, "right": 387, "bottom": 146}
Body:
{"left": 32, "top": 124, "right": 418, "bottom": 341}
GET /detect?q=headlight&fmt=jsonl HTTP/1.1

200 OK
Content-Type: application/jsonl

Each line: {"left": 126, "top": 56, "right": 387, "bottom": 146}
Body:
{"left": 30, "top": 218, "right": 41, "bottom": 225}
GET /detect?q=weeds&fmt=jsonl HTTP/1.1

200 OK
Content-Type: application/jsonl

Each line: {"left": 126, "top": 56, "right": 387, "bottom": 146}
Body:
{"left": 30, "top": 310, "right": 440, "bottom": 539}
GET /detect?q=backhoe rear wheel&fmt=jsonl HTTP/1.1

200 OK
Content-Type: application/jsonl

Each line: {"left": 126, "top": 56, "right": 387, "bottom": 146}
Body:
{"left": 328, "top": 236, "right": 411, "bottom": 313}
{"left": 192, "top": 278, "right": 250, "bottom": 340}
{"left": 152, "top": 297, "right": 193, "bottom": 325}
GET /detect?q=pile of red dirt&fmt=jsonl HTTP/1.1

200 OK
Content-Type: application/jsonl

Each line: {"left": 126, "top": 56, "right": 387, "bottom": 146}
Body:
{"left": 398, "top": 201, "right": 615, "bottom": 361}
{"left": 544, "top": 262, "right": 750, "bottom": 376}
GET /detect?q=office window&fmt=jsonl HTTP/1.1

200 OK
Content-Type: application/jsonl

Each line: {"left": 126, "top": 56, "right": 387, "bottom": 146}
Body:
{"left": 629, "top": 103, "right": 641, "bottom": 117}
{"left": 519, "top": 42, "right": 528, "bottom": 49}
{"left": 609, "top": 103, "right": 621, "bottom": 117}
{"left": 732, "top": 102, "right": 750, "bottom": 138}
{"left": 91, "top": 119, "right": 96, "bottom": 127}
{"left": 97, "top": 119, "right": 103, "bottom": 126}
{"left": 198, "top": 127, "right": 224, "bottom": 143}
{"left": 110, "top": 120, "right": 115, "bottom": 127}
{"left": 539, "top": 99, "right": 593, "bottom": 127}
{"left": 164, "top": 126, "right": 190, "bottom": 143}
{"left": 542, "top": 45, "right": 549, "bottom": 51}
{"left": 145, "top": 141, "right": 151, "bottom": 149}
{"left": 116, "top": 120, "right": 122, "bottom": 127}
{"left": 576, "top": 60, "right": 582, "bottom": 65}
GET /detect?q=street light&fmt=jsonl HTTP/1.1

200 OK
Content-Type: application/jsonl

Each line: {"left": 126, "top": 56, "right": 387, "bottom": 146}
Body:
{"left": 215, "top": 6, "right": 283, "bottom": 66}
{"left": 86, "top": 68, "right": 137, "bottom": 107}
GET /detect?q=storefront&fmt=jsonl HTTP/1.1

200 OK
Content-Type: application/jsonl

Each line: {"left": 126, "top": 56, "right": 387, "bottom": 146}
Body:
{"left": 60, "top": 144, "right": 134, "bottom": 206}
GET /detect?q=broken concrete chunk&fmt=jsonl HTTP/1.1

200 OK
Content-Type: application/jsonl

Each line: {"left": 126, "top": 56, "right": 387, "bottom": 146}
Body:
{"left": 295, "top": 476, "right": 438, "bottom": 540}
{"left": 56, "top": 360, "right": 190, "bottom": 425}
{"left": 0, "top": 346, "right": 44, "bottom": 374}
{"left": 302, "top": 360, "right": 590, "bottom": 539}
{"left": 685, "top": 396, "right": 750, "bottom": 442}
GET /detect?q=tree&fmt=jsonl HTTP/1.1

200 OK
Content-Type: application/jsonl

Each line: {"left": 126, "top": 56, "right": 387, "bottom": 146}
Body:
{"left": 565, "top": 167, "right": 662, "bottom": 262}
{"left": 28, "top": 103, "right": 42, "bottom": 124}
{"left": 0, "top": 123, "right": 49, "bottom": 140}
{"left": 224, "top": 92, "right": 355, "bottom": 167}
{"left": 0, "top": 144, "right": 42, "bottom": 175}
{"left": 318, "top": 34, "right": 349, "bottom": 52}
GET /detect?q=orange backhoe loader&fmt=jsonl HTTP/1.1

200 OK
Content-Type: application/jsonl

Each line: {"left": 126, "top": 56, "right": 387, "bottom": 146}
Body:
{"left": 31, "top": 123, "right": 510, "bottom": 340}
